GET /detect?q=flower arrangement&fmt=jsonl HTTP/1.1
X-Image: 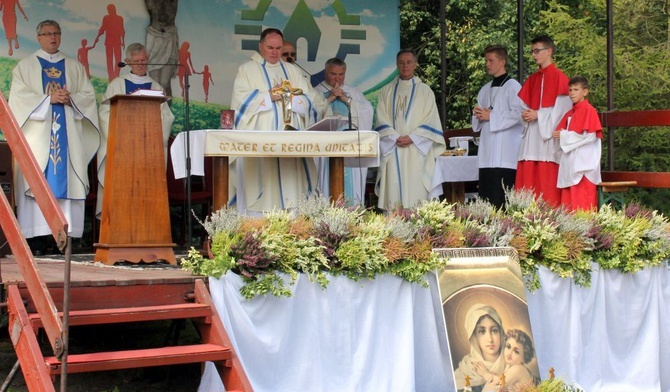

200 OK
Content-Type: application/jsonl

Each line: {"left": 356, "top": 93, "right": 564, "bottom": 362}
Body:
{"left": 181, "top": 189, "right": 670, "bottom": 299}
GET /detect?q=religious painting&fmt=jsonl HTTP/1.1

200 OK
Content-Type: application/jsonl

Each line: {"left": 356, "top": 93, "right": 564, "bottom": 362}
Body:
{"left": 434, "top": 247, "right": 541, "bottom": 392}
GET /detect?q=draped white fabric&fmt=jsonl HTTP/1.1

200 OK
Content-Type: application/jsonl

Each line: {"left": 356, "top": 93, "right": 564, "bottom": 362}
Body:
{"left": 202, "top": 265, "right": 669, "bottom": 391}
{"left": 208, "top": 272, "right": 455, "bottom": 392}
{"left": 526, "top": 265, "right": 670, "bottom": 392}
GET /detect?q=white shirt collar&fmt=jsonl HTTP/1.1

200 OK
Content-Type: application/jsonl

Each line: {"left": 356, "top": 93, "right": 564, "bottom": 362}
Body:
{"left": 36, "top": 49, "right": 65, "bottom": 62}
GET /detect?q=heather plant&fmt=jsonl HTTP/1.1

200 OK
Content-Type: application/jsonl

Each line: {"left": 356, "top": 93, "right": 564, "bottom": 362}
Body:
{"left": 182, "top": 191, "right": 670, "bottom": 300}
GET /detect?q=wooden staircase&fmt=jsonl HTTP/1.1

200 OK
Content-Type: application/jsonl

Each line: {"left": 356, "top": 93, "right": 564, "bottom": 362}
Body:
{"left": 5, "top": 278, "right": 252, "bottom": 391}
{"left": 0, "top": 86, "right": 252, "bottom": 390}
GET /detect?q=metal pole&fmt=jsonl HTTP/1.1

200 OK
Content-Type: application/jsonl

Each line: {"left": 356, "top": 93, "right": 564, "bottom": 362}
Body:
{"left": 440, "top": 0, "right": 447, "bottom": 126}
{"left": 59, "top": 237, "right": 72, "bottom": 391}
{"left": 0, "top": 360, "right": 21, "bottom": 392}
{"left": 607, "top": 0, "right": 615, "bottom": 170}
{"left": 517, "top": 0, "right": 524, "bottom": 82}
{"left": 184, "top": 71, "right": 192, "bottom": 249}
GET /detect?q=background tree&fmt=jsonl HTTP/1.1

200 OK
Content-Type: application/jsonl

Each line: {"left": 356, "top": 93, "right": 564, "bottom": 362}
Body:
{"left": 400, "top": 0, "right": 670, "bottom": 212}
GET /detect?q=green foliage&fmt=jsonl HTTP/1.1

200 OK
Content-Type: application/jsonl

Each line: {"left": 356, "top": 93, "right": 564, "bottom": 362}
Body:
{"left": 537, "top": 0, "right": 670, "bottom": 213}
{"left": 0, "top": 57, "right": 16, "bottom": 97}
{"left": 169, "top": 98, "right": 225, "bottom": 134}
{"left": 400, "top": 0, "right": 670, "bottom": 213}
{"left": 182, "top": 192, "right": 670, "bottom": 300}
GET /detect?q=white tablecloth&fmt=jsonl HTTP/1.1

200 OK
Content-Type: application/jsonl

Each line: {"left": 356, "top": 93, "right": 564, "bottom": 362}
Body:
{"left": 170, "top": 130, "right": 379, "bottom": 180}
{"left": 430, "top": 155, "right": 479, "bottom": 198}
{"left": 526, "top": 265, "right": 670, "bottom": 392}
{"left": 200, "top": 265, "right": 670, "bottom": 392}
{"left": 205, "top": 273, "right": 454, "bottom": 392}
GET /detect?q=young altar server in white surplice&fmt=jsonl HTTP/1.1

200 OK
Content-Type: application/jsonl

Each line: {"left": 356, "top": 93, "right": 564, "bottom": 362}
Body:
{"left": 471, "top": 45, "right": 524, "bottom": 208}
{"left": 374, "top": 49, "right": 445, "bottom": 210}
{"left": 515, "top": 35, "right": 572, "bottom": 207}
{"left": 97, "top": 42, "right": 175, "bottom": 215}
{"left": 9, "top": 20, "right": 100, "bottom": 251}
{"left": 230, "top": 28, "right": 327, "bottom": 214}
{"left": 315, "top": 57, "right": 374, "bottom": 206}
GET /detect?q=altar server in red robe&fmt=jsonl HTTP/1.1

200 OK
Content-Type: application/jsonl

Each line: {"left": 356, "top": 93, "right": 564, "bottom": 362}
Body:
{"left": 552, "top": 76, "right": 602, "bottom": 211}
{"left": 515, "top": 35, "right": 571, "bottom": 207}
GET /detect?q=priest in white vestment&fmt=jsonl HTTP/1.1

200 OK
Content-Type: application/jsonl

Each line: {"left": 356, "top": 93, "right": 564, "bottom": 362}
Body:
{"left": 97, "top": 42, "right": 175, "bottom": 215}
{"left": 375, "top": 49, "right": 445, "bottom": 210}
{"left": 231, "top": 28, "right": 327, "bottom": 214}
{"left": 9, "top": 20, "right": 100, "bottom": 244}
{"left": 471, "top": 45, "right": 524, "bottom": 208}
{"left": 315, "top": 57, "right": 374, "bottom": 206}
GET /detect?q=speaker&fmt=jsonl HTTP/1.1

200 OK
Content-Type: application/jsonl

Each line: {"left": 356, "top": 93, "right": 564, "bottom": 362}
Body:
{"left": 0, "top": 141, "right": 13, "bottom": 257}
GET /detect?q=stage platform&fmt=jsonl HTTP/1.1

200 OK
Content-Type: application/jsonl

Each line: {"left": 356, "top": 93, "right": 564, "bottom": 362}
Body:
{"left": 0, "top": 253, "right": 202, "bottom": 312}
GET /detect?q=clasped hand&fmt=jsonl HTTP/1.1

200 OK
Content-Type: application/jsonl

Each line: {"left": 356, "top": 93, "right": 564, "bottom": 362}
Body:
{"left": 473, "top": 105, "right": 491, "bottom": 121}
{"left": 521, "top": 108, "right": 537, "bottom": 122}
{"left": 396, "top": 135, "right": 413, "bottom": 147}
{"left": 328, "top": 84, "right": 347, "bottom": 104}
{"left": 50, "top": 87, "right": 71, "bottom": 105}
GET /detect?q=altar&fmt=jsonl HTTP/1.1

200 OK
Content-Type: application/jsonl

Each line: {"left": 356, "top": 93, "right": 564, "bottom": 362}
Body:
{"left": 170, "top": 130, "right": 380, "bottom": 209}
{"left": 200, "top": 266, "right": 670, "bottom": 392}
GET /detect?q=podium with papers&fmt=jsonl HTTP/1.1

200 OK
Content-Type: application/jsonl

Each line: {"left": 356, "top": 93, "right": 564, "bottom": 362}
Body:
{"left": 94, "top": 95, "right": 176, "bottom": 265}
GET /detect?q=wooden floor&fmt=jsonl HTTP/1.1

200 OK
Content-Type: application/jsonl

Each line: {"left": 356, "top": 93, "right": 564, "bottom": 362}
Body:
{"left": 1, "top": 253, "right": 205, "bottom": 312}
{"left": 1, "top": 254, "right": 195, "bottom": 285}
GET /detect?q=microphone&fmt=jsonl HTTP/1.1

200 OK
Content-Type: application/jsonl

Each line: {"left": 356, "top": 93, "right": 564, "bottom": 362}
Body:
{"left": 343, "top": 96, "right": 354, "bottom": 131}
{"left": 286, "top": 58, "right": 311, "bottom": 77}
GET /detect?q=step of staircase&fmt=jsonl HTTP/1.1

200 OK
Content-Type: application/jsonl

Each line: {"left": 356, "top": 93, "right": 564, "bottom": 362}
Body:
{"left": 29, "top": 303, "right": 213, "bottom": 328}
{"left": 44, "top": 343, "right": 232, "bottom": 374}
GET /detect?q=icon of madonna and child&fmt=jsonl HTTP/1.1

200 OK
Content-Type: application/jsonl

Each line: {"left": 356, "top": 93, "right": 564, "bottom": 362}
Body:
{"left": 436, "top": 248, "right": 541, "bottom": 392}
{"left": 450, "top": 301, "right": 540, "bottom": 392}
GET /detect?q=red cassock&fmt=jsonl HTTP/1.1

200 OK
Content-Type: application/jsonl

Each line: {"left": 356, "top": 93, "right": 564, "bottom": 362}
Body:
{"left": 556, "top": 99, "right": 603, "bottom": 211}
{"left": 515, "top": 64, "right": 569, "bottom": 207}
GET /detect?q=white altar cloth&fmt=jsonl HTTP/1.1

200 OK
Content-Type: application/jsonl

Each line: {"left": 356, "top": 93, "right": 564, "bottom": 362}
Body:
{"left": 526, "top": 264, "right": 670, "bottom": 392}
{"left": 170, "top": 130, "right": 380, "bottom": 180}
{"left": 207, "top": 272, "right": 454, "bottom": 392}
{"left": 202, "top": 265, "right": 670, "bottom": 391}
{"left": 430, "top": 155, "right": 479, "bottom": 198}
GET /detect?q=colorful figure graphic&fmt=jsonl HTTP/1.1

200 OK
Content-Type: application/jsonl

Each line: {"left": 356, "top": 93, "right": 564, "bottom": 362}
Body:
{"left": 197, "top": 64, "right": 214, "bottom": 103}
{"left": 177, "top": 41, "right": 195, "bottom": 98}
{"left": 94, "top": 3, "right": 125, "bottom": 80}
{"left": 0, "top": 0, "right": 29, "bottom": 56}
{"left": 77, "top": 38, "right": 96, "bottom": 79}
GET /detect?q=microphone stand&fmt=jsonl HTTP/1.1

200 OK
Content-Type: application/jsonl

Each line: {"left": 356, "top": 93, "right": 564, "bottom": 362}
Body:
{"left": 183, "top": 71, "right": 192, "bottom": 250}
{"left": 287, "top": 58, "right": 311, "bottom": 78}
{"left": 344, "top": 97, "right": 354, "bottom": 131}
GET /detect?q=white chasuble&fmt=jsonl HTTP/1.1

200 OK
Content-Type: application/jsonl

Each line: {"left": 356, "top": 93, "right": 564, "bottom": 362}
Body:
{"left": 374, "top": 76, "right": 445, "bottom": 210}
{"left": 9, "top": 50, "right": 100, "bottom": 237}
{"left": 231, "top": 52, "right": 327, "bottom": 213}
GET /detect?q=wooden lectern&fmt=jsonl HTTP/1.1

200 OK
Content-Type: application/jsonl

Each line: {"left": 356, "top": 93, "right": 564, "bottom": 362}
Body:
{"left": 94, "top": 95, "right": 176, "bottom": 265}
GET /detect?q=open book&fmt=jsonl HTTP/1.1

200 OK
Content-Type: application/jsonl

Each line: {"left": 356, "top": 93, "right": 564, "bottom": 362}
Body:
{"left": 130, "top": 89, "right": 165, "bottom": 97}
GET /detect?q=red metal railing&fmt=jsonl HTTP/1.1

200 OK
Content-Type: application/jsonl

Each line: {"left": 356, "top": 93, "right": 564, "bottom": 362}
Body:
{"left": 0, "top": 92, "right": 68, "bottom": 359}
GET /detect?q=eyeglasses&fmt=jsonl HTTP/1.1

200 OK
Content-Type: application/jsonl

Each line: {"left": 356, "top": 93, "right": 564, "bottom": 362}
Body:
{"left": 396, "top": 61, "right": 415, "bottom": 66}
{"left": 282, "top": 52, "right": 296, "bottom": 57}
{"left": 39, "top": 31, "right": 62, "bottom": 37}
{"left": 529, "top": 47, "right": 550, "bottom": 55}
